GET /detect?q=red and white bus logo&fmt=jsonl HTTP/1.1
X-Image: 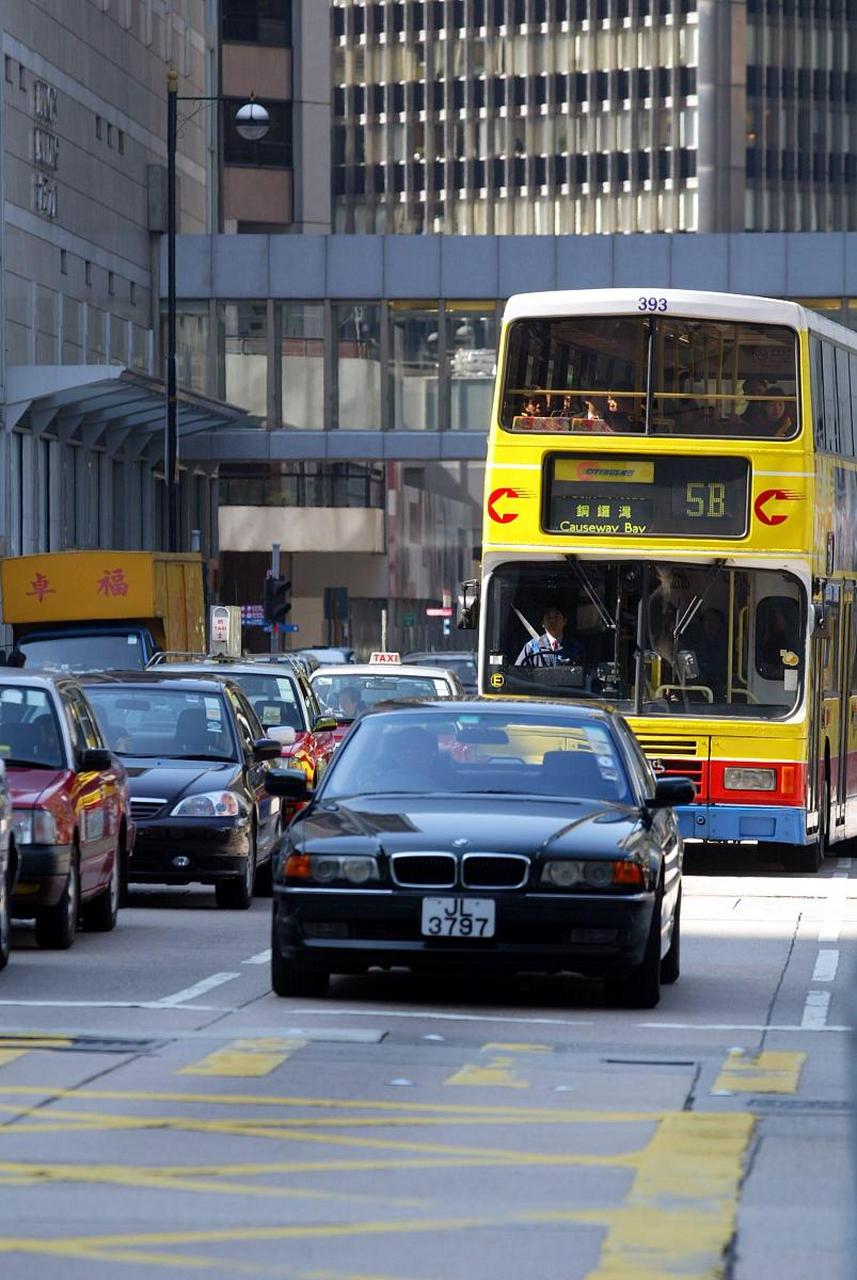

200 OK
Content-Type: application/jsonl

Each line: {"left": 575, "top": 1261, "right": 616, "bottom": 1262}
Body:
{"left": 754, "top": 489, "right": 803, "bottom": 526}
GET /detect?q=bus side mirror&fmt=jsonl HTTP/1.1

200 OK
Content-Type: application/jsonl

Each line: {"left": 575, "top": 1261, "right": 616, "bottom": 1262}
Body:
{"left": 457, "top": 580, "right": 480, "bottom": 631}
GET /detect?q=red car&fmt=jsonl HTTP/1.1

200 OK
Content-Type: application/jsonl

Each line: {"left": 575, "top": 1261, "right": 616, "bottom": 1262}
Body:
{"left": 162, "top": 661, "right": 337, "bottom": 821}
{"left": 1, "top": 672, "right": 132, "bottom": 948}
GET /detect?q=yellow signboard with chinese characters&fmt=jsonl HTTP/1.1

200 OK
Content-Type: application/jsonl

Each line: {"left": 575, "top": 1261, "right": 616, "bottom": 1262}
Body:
{"left": 1, "top": 552, "right": 159, "bottom": 624}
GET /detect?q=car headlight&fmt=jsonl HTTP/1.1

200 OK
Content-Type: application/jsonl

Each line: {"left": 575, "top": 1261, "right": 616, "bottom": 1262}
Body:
{"left": 284, "top": 853, "right": 379, "bottom": 885}
{"left": 171, "top": 791, "right": 243, "bottom": 818}
{"left": 541, "top": 859, "right": 644, "bottom": 889}
{"left": 723, "top": 767, "right": 776, "bottom": 791}
{"left": 12, "top": 807, "right": 57, "bottom": 844}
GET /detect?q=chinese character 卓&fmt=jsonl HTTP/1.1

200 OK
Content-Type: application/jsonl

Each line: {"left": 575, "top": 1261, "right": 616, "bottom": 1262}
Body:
{"left": 97, "top": 569, "right": 129, "bottom": 597}
{"left": 26, "top": 572, "right": 55, "bottom": 603}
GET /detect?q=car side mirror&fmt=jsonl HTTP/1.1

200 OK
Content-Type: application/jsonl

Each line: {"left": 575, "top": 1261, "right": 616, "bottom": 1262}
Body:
{"left": 253, "top": 737, "right": 283, "bottom": 762}
{"left": 79, "top": 747, "right": 113, "bottom": 772}
{"left": 265, "top": 768, "right": 310, "bottom": 801}
{"left": 266, "top": 725, "right": 297, "bottom": 747}
{"left": 646, "top": 777, "right": 696, "bottom": 809}
{"left": 313, "top": 716, "right": 338, "bottom": 733}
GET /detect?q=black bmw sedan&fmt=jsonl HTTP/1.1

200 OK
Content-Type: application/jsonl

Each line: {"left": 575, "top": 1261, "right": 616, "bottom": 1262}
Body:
{"left": 267, "top": 700, "right": 694, "bottom": 1008}
{"left": 82, "top": 673, "right": 282, "bottom": 909}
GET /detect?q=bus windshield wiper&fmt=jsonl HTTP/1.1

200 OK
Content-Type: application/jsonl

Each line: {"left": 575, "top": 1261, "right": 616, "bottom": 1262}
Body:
{"left": 567, "top": 558, "right": 617, "bottom": 630}
{"left": 673, "top": 559, "right": 726, "bottom": 640}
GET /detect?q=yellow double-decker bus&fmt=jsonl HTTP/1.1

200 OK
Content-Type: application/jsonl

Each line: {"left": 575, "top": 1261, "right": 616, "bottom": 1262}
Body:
{"left": 466, "top": 287, "right": 857, "bottom": 872}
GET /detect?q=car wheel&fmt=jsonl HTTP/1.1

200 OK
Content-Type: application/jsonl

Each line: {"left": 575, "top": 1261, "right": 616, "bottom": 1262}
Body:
{"left": 35, "top": 848, "right": 79, "bottom": 950}
{"left": 605, "top": 889, "right": 662, "bottom": 1010}
{"left": 271, "top": 915, "right": 329, "bottom": 998}
{"left": 660, "top": 886, "right": 681, "bottom": 985}
{"left": 82, "top": 836, "right": 122, "bottom": 933}
{"left": 0, "top": 864, "right": 10, "bottom": 971}
{"left": 215, "top": 834, "right": 256, "bottom": 911}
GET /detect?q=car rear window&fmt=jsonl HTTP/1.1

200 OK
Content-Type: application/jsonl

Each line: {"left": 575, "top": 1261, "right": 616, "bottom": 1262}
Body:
{"left": 0, "top": 686, "right": 64, "bottom": 769}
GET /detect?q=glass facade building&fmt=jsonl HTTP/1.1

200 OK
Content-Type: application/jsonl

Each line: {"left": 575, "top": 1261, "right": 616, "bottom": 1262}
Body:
{"left": 331, "top": 0, "right": 857, "bottom": 237}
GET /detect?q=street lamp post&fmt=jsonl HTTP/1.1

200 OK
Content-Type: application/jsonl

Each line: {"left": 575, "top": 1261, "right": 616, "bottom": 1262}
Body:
{"left": 164, "top": 73, "right": 269, "bottom": 553}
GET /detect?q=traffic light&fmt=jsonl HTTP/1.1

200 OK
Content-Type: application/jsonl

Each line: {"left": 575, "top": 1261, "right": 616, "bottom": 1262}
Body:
{"left": 263, "top": 576, "right": 292, "bottom": 625}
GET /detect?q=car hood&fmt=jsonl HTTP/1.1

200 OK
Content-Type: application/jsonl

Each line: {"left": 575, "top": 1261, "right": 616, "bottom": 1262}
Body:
{"left": 5, "top": 766, "right": 70, "bottom": 808}
{"left": 292, "top": 794, "right": 643, "bottom": 859}
{"left": 120, "top": 758, "right": 241, "bottom": 805}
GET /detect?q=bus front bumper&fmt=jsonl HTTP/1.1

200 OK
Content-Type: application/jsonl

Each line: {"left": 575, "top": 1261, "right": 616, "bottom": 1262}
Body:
{"left": 677, "top": 804, "right": 810, "bottom": 845}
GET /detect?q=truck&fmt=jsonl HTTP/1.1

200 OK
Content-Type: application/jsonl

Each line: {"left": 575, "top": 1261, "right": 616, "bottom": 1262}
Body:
{"left": 0, "top": 551, "right": 204, "bottom": 670}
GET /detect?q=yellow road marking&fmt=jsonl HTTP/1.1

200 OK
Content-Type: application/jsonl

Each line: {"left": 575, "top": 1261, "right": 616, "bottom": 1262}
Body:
{"left": 584, "top": 1112, "right": 755, "bottom": 1280}
{"left": 445, "top": 1040, "right": 553, "bottom": 1088}
{"left": 712, "top": 1049, "right": 806, "bottom": 1095}
{"left": 0, "top": 1050, "right": 29, "bottom": 1068}
{"left": 0, "top": 1207, "right": 605, "bottom": 1257}
{"left": 0, "top": 1035, "right": 73, "bottom": 1051}
{"left": 180, "top": 1037, "right": 307, "bottom": 1078}
{"left": 0, "top": 1082, "right": 651, "bottom": 1119}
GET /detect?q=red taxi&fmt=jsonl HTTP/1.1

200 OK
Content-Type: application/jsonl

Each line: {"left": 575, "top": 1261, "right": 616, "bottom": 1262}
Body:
{"left": 0, "top": 672, "right": 132, "bottom": 948}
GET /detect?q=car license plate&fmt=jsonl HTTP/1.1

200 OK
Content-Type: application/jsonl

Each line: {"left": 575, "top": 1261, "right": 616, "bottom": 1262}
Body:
{"left": 421, "top": 897, "right": 495, "bottom": 938}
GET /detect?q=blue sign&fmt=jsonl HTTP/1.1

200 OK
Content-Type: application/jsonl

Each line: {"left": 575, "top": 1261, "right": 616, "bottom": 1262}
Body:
{"left": 282, "top": 623, "right": 300, "bottom": 633}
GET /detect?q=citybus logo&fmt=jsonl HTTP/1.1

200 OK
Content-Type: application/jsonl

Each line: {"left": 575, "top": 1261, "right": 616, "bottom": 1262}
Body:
{"left": 572, "top": 460, "right": 655, "bottom": 484}
{"left": 487, "top": 487, "right": 531, "bottom": 523}
{"left": 754, "top": 489, "right": 804, "bottom": 526}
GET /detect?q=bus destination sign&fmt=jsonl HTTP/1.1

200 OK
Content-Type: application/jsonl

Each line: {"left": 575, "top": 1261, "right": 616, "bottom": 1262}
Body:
{"left": 544, "top": 454, "right": 749, "bottom": 538}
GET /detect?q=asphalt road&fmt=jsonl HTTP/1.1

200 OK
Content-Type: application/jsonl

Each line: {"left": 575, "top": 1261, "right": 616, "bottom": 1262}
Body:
{"left": 0, "top": 851, "right": 855, "bottom": 1279}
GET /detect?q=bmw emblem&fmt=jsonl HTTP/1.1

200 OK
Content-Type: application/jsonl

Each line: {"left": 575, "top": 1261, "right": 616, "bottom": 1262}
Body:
{"left": 452, "top": 838, "right": 470, "bottom": 850}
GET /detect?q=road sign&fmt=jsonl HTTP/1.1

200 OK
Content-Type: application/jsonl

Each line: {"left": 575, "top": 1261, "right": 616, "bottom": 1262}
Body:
{"left": 241, "top": 604, "right": 266, "bottom": 624}
{"left": 402, "top": 613, "right": 415, "bottom": 627}
{"left": 426, "top": 607, "right": 453, "bottom": 618}
{"left": 282, "top": 623, "right": 300, "bottom": 633}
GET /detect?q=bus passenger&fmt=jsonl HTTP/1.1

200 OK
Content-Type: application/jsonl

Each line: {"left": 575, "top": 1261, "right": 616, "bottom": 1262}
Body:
{"left": 515, "top": 602, "right": 584, "bottom": 667}
{"left": 741, "top": 377, "right": 769, "bottom": 431}
{"left": 604, "top": 394, "right": 637, "bottom": 432}
{"left": 762, "top": 386, "right": 796, "bottom": 437}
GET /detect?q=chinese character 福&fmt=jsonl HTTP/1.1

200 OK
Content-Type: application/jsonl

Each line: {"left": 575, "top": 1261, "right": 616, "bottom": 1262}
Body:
{"left": 97, "top": 569, "right": 129, "bottom": 597}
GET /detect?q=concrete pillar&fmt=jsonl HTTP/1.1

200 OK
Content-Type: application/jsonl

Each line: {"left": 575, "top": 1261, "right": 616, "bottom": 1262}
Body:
{"left": 697, "top": 0, "right": 747, "bottom": 232}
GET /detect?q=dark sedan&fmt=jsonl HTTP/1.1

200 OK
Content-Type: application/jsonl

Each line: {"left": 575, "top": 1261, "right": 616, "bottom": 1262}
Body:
{"left": 267, "top": 700, "right": 693, "bottom": 1008}
{"left": 82, "top": 674, "right": 282, "bottom": 909}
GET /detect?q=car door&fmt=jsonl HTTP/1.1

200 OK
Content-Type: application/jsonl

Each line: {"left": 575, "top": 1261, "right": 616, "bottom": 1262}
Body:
{"left": 60, "top": 688, "right": 113, "bottom": 897}
{"left": 227, "top": 689, "right": 277, "bottom": 855}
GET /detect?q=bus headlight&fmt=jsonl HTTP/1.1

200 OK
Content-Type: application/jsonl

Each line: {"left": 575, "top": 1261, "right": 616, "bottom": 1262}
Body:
{"left": 723, "top": 767, "right": 776, "bottom": 791}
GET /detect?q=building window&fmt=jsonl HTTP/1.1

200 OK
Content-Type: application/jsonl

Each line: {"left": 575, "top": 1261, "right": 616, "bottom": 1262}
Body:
{"left": 60, "top": 249, "right": 68, "bottom": 275}
{"left": 390, "top": 305, "right": 440, "bottom": 430}
{"left": 222, "top": 0, "right": 291, "bottom": 46}
{"left": 280, "top": 303, "right": 324, "bottom": 428}
{"left": 118, "top": 129, "right": 125, "bottom": 154}
{"left": 336, "top": 304, "right": 382, "bottom": 430}
{"left": 129, "top": 280, "right": 136, "bottom": 305}
{"left": 447, "top": 304, "right": 497, "bottom": 431}
{"left": 108, "top": 271, "right": 115, "bottom": 296}
{"left": 85, "top": 260, "right": 93, "bottom": 286}
{"left": 18, "top": 64, "right": 26, "bottom": 91}
{"left": 221, "top": 301, "right": 268, "bottom": 420}
{"left": 107, "top": 123, "right": 114, "bottom": 147}
{"left": 95, "top": 115, "right": 103, "bottom": 139}
{"left": 4, "top": 57, "right": 13, "bottom": 84}
{"left": 223, "top": 98, "right": 292, "bottom": 168}
{"left": 159, "top": 302, "right": 210, "bottom": 394}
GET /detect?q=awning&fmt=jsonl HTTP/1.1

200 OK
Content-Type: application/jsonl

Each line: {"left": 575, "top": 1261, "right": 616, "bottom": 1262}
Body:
{"left": 4, "top": 366, "right": 259, "bottom": 463}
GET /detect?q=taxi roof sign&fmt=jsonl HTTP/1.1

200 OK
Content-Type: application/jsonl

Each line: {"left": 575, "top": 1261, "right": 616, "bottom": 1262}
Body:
{"left": 369, "top": 652, "right": 401, "bottom": 664}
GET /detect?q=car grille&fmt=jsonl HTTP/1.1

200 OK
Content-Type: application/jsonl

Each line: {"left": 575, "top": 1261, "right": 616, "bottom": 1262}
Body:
{"left": 390, "top": 853, "right": 457, "bottom": 888}
{"left": 130, "top": 798, "right": 168, "bottom": 821}
{"left": 462, "top": 854, "right": 530, "bottom": 889}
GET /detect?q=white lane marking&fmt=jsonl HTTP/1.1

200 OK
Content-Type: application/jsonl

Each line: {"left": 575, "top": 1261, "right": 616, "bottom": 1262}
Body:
{"left": 156, "top": 973, "right": 241, "bottom": 1007}
{"left": 296, "top": 1008, "right": 594, "bottom": 1028}
{"left": 640, "top": 1020, "right": 851, "bottom": 1033}
{"left": 818, "top": 918, "right": 842, "bottom": 943}
{"left": 818, "top": 875, "right": 848, "bottom": 941}
{"left": 801, "top": 991, "right": 831, "bottom": 1030}
{"left": 812, "top": 949, "right": 840, "bottom": 983}
{"left": 243, "top": 949, "right": 271, "bottom": 966}
{"left": 0, "top": 1000, "right": 227, "bottom": 1011}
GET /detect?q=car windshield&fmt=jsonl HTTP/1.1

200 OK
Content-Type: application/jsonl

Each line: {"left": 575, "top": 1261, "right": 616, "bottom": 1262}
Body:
{"left": 313, "top": 672, "right": 454, "bottom": 720}
{"left": 85, "top": 687, "right": 238, "bottom": 760}
{"left": 0, "top": 686, "right": 65, "bottom": 769}
{"left": 228, "top": 672, "right": 307, "bottom": 732}
{"left": 485, "top": 560, "right": 805, "bottom": 720}
{"left": 18, "top": 633, "right": 144, "bottom": 672}
{"left": 501, "top": 314, "right": 799, "bottom": 439}
{"left": 322, "top": 710, "right": 632, "bottom": 802}
{"left": 406, "top": 654, "right": 477, "bottom": 688}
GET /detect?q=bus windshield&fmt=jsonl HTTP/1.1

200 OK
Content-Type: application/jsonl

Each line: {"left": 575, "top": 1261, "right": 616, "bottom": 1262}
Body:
{"left": 501, "top": 315, "right": 799, "bottom": 439}
{"left": 485, "top": 561, "right": 805, "bottom": 719}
